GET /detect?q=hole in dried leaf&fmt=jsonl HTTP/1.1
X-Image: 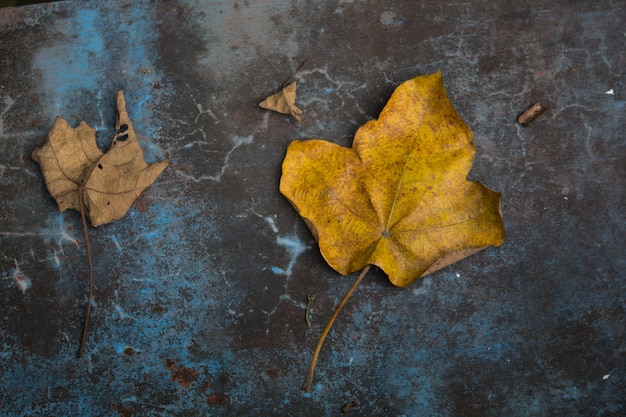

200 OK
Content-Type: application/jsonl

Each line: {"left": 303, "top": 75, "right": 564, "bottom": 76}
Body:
{"left": 117, "top": 134, "right": 129, "bottom": 142}
{"left": 97, "top": 163, "right": 103, "bottom": 169}
{"left": 381, "top": 230, "right": 390, "bottom": 238}
{"left": 118, "top": 124, "right": 128, "bottom": 133}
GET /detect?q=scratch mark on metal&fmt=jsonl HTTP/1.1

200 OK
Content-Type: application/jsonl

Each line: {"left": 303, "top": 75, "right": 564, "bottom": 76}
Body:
{"left": 174, "top": 134, "right": 254, "bottom": 182}
{"left": 272, "top": 234, "right": 308, "bottom": 277}
{"left": 9, "top": 259, "right": 31, "bottom": 294}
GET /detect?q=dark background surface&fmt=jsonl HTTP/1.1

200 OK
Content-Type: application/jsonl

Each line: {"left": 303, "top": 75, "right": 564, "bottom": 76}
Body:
{"left": 0, "top": 0, "right": 52, "bottom": 8}
{"left": 1, "top": 1, "right": 624, "bottom": 416}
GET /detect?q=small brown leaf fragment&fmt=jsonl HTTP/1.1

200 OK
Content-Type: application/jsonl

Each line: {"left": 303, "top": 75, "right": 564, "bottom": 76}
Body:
{"left": 259, "top": 82, "right": 304, "bottom": 122}
{"left": 518, "top": 102, "right": 547, "bottom": 126}
{"left": 342, "top": 400, "right": 357, "bottom": 413}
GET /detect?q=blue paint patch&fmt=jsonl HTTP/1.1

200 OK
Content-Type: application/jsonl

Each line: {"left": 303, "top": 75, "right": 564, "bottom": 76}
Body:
{"left": 271, "top": 266, "right": 285, "bottom": 275}
{"left": 33, "top": 9, "right": 105, "bottom": 116}
{"left": 145, "top": 231, "right": 159, "bottom": 239}
{"left": 33, "top": 3, "right": 168, "bottom": 159}
{"left": 112, "top": 342, "right": 127, "bottom": 355}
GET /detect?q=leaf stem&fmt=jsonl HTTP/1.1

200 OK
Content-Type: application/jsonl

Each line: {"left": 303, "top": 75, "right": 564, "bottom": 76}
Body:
{"left": 305, "top": 294, "right": 316, "bottom": 329}
{"left": 77, "top": 185, "right": 93, "bottom": 358}
{"left": 283, "top": 59, "right": 309, "bottom": 87}
{"left": 302, "top": 265, "right": 371, "bottom": 391}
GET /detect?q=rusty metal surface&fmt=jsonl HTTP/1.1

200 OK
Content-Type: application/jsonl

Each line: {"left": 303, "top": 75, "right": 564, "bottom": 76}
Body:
{"left": 1, "top": 1, "right": 624, "bottom": 416}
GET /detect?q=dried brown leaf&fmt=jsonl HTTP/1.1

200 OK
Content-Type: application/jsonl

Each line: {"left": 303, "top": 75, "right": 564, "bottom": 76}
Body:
{"left": 32, "top": 91, "right": 169, "bottom": 226}
{"left": 259, "top": 82, "right": 304, "bottom": 122}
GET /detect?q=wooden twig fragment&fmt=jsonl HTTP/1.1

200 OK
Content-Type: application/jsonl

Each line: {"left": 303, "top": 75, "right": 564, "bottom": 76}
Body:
{"left": 518, "top": 102, "right": 547, "bottom": 126}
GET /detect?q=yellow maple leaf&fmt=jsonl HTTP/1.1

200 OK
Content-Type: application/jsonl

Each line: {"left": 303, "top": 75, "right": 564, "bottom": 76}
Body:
{"left": 281, "top": 71, "right": 505, "bottom": 391}
{"left": 280, "top": 71, "right": 505, "bottom": 287}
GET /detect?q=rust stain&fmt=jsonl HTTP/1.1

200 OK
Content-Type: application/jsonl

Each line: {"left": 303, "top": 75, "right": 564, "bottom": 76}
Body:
{"left": 123, "top": 346, "right": 138, "bottom": 356}
{"left": 112, "top": 404, "right": 133, "bottom": 417}
{"left": 264, "top": 369, "right": 280, "bottom": 379}
{"left": 206, "top": 393, "right": 229, "bottom": 406}
{"left": 151, "top": 304, "right": 166, "bottom": 313}
{"left": 164, "top": 358, "right": 199, "bottom": 388}
{"left": 133, "top": 193, "right": 152, "bottom": 213}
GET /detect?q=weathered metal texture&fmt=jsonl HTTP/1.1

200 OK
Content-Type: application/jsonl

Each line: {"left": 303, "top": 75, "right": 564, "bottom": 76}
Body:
{"left": 0, "top": 1, "right": 624, "bottom": 416}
